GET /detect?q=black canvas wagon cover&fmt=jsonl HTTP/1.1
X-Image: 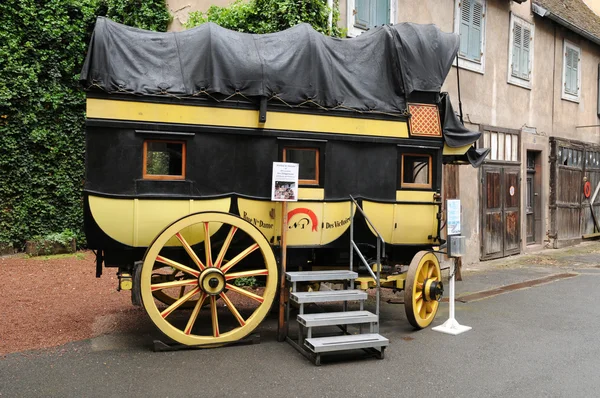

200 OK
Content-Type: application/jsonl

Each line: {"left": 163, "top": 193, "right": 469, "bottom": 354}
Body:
{"left": 81, "top": 17, "right": 460, "bottom": 114}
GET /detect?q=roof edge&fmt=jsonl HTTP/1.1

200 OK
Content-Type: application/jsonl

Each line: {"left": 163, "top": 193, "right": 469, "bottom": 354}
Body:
{"left": 532, "top": 2, "right": 600, "bottom": 46}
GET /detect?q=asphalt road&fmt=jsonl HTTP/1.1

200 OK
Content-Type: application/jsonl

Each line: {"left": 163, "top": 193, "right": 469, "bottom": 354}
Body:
{"left": 2, "top": 246, "right": 600, "bottom": 398}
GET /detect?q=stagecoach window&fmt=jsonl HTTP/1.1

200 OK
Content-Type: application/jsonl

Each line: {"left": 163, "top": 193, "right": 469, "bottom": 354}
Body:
{"left": 401, "top": 154, "right": 431, "bottom": 188}
{"left": 283, "top": 147, "right": 319, "bottom": 185}
{"left": 143, "top": 140, "right": 186, "bottom": 180}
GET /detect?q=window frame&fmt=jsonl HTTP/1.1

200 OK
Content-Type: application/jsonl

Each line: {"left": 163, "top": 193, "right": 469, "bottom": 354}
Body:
{"left": 142, "top": 139, "right": 186, "bottom": 180}
{"left": 400, "top": 153, "right": 433, "bottom": 189}
{"left": 282, "top": 146, "right": 320, "bottom": 186}
{"left": 454, "top": 0, "right": 486, "bottom": 74}
{"left": 562, "top": 40, "right": 582, "bottom": 103}
{"left": 346, "top": 0, "right": 396, "bottom": 38}
{"left": 507, "top": 13, "right": 534, "bottom": 89}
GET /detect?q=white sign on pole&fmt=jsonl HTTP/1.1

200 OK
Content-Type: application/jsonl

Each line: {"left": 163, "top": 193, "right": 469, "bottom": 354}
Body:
{"left": 432, "top": 197, "right": 471, "bottom": 336}
{"left": 271, "top": 162, "right": 299, "bottom": 202}
{"left": 447, "top": 199, "right": 461, "bottom": 235}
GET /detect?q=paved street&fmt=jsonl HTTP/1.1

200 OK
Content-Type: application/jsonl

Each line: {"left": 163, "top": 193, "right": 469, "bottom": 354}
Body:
{"left": 2, "top": 242, "right": 600, "bottom": 398}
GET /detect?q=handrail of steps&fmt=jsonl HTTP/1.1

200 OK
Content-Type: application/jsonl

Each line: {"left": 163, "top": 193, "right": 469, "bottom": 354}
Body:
{"left": 349, "top": 195, "right": 384, "bottom": 332}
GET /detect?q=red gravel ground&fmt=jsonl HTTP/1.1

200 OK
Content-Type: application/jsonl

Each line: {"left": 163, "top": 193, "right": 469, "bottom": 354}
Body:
{"left": 0, "top": 251, "right": 270, "bottom": 355}
{"left": 0, "top": 251, "right": 142, "bottom": 355}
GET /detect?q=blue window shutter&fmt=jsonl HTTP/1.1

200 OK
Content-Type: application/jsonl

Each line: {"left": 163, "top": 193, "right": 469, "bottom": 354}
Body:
{"left": 459, "top": 0, "right": 471, "bottom": 57}
{"left": 468, "top": 0, "right": 483, "bottom": 61}
{"left": 459, "top": 0, "right": 483, "bottom": 62}
{"left": 374, "top": 0, "right": 389, "bottom": 27}
{"left": 355, "top": 0, "right": 371, "bottom": 30}
{"left": 356, "top": 0, "right": 388, "bottom": 30}
{"left": 565, "top": 47, "right": 578, "bottom": 95}
{"left": 572, "top": 49, "right": 579, "bottom": 94}
{"left": 520, "top": 27, "right": 531, "bottom": 80}
{"left": 512, "top": 23, "right": 523, "bottom": 78}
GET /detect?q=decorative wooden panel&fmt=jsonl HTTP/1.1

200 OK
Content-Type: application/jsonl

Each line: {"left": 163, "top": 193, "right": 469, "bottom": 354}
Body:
{"left": 408, "top": 103, "right": 442, "bottom": 137}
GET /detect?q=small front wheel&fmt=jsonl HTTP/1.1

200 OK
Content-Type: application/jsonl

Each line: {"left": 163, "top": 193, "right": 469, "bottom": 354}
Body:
{"left": 404, "top": 251, "right": 442, "bottom": 329}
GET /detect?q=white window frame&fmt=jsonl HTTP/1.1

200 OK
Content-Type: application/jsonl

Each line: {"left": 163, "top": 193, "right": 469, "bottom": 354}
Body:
{"left": 507, "top": 13, "right": 534, "bottom": 89}
{"left": 346, "top": 0, "right": 396, "bottom": 38}
{"left": 453, "top": 0, "right": 486, "bottom": 74}
{"left": 562, "top": 40, "right": 581, "bottom": 103}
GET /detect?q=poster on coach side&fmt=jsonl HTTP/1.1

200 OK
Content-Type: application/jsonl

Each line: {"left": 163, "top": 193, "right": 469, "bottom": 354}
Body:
{"left": 272, "top": 162, "right": 299, "bottom": 202}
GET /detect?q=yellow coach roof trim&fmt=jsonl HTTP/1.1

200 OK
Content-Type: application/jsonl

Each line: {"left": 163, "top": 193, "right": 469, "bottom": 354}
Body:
{"left": 87, "top": 98, "right": 409, "bottom": 139}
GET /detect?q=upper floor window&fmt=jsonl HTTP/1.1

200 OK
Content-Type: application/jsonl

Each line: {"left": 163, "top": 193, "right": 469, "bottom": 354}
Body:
{"left": 143, "top": 140, "right": 186, "bottom": 180}
{"left": 562, "top": 41, "right": 581, "bottom": 102}
{"left": 283, "top": 147, "right": 320, "bottom": 185}
{"left": 454, "top": 0, "right": 486, "bottom": 74}
{"left": 347, "top": 0, "right": 393, "bottom": 37}
{"left": 508, "top": 13, "right": 534, "bottom": 89}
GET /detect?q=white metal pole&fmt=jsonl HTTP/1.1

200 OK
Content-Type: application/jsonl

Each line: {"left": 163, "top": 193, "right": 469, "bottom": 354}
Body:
{"left": 432, "top": 259, "right": 471, "bottom": 335}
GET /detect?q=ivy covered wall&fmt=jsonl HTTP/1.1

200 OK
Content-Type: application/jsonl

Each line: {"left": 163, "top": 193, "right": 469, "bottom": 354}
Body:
{"left": 0, "top": 0, "right": 340, "bottom": 251}
{"left": 185, "top": 0, "right": 343, "bottom": 37}
{"left": 0, "top": 0, "right": 170, "bottom": 250}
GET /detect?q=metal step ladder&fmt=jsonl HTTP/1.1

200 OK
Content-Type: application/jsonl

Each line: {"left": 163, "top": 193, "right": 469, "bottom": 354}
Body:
{"left": 284, "top": 197, "right": 389, "bottom": 365}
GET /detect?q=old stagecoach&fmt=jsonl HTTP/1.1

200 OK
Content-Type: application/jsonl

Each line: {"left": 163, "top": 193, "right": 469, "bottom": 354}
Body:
{"left": 81, "top": 17, "right": 486, "bottom": 359}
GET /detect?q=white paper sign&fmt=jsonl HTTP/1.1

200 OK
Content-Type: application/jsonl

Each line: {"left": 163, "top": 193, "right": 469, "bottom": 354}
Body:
{"left": 271, "top": 162, "right": 299, "bottom": 202}
{"left": 447, "top": 199, "right": 461, "bottom": 235}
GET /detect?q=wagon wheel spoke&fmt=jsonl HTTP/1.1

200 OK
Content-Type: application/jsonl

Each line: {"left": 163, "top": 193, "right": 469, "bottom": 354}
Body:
{"left": 175, "top": 232, "right": 206, "bottom": 271}
{"left": 225, "top": 269, "right": 269, "bottom": 281}
{"left": 426, "top": 301, "right": 434, "bottom": 314}
{"left": 220, "top": 243, "right": 260, "bottom": 273}
{"left": 215, "top": 226, "right": 237, "bottom": 269}
{"left": 184, "top": 293, "right": 208, "bottom": 335}
{"left": 219, "top": 292, "right": 246, "bottom": 326}
{"left": 156, "top": 255, "right": 200, "bottom": 278}
{"left": 419, "top": 265, "right": 427, "bottom": 281}
{"left": 210, "top": 296, "right": 219, "bottom": 337}
{"left": 160, "top": 287, "right": 200, "bottom": 319}
{"left": 151, "top": 279, "right": 198, "bottom": 292}
{"left": 204, "top": 222, "right": 213, "bottom": 267}
{"left": 225, "top": 283, "right": 265, "bottom": 303}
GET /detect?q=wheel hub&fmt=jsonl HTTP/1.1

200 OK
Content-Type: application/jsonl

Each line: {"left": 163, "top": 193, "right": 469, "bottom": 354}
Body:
{"left": 423, "top": 279, "right": 444, "bottom": 302}
{"left": 199, "top": 268, "right": 226, "bottom": 295}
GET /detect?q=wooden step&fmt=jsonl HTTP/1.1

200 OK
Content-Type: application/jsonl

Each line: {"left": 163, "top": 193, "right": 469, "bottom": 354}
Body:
{"left": 286, "top": 270, "right": 357, "bottom": 282}
{"left": 297, "top": 311, "right": 377, "bottom": 327}
{"left": 304, "top": 333, "right": 389, "bottom": 353}
{"left": 290, "top": 290, "right": 367, "bottom": 304}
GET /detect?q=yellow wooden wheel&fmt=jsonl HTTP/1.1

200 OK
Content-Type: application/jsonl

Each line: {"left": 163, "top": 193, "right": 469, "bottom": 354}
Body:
{"left": 404, "top": 251, "right": 443, "bottom": 329}
{"left": 141, "top": 212, "right": 277, "bottom": 347}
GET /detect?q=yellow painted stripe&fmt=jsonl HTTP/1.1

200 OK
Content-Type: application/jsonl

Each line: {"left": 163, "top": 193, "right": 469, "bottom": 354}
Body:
{"left": 443, "top": 143, "right": 471, "bottom": 155}
{"left": 395, "top": 190, "right": 436, "bottom": 202}
{"left": 298, "top": 188, "right": 324, "bottom": 200}
{"left": 87, "top": 98, "right": 409, "bottom": 139}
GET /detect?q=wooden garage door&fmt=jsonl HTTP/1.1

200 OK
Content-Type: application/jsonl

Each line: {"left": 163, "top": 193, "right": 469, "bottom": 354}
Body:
{"left": 481, "top": 165, "right": 521, "bottom": 260}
